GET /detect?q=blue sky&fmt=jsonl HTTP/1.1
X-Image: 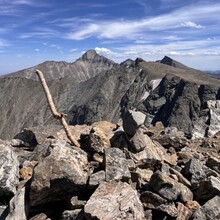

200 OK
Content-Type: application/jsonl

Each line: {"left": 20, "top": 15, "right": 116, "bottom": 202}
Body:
{"left": 0, "top": 0, "right": 220, "bottom": 74}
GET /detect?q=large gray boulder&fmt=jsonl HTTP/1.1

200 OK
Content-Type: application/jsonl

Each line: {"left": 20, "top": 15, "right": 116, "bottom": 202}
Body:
{"left": 192, "top": 196, "right": 220, "bottom": 220}
{"left": 29, "top": 140, "right": 89, "bottom": 206}
{"left": 122, "top": 110, "right": 146, "bottom": 137}
{"left": 181, "top": 158, "right": 206, "bottom": 186}
{"left": 150, "top": 171, "right": 193, "bottom": 202}
{"left": 84, "top": 181, "right": 145, "bottom": 220}
{"left": 128, "top": 134, "right": 161, "bottom": 169}
{"left": 104, "top": 148, "right": 131, "bottom": 182}
{"left": 0, "top": 143, "right": 19, "bottom": 199}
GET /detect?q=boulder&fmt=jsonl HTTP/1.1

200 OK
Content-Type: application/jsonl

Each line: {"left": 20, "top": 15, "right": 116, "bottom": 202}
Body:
{"left": 135, "top": 168, "right": 153, "bottom": 182}
{"left": 29, "top": 213, "right": 48, "bottom": 220}
{"left": 81, "top": 121, "right": 116, "bottom": 154}
{"left": 141, "top": 191, "right": 178, "bottom": 218}
{"left": 192, "top": 196, "right": 220, "bottom": 220}
{"left": 88, "top": 170, "right": 106, "bottom": 187}
{"left": 153, "top": 141, "right": 178, "bottom": 166}
{"left": 54, "top": 124, "right": 91, "bottom": 144}
{"left": 169, "top": 167, "right": 191, "bottom": 187}
{"left": 30, "top": 139, "right": 89, "bottom": 206}
{"left": 5, "top": 187, "right": 28, "bottom": 220}
{"left": 185, "top": 200, "right": 200, "bottom": 213}
{"left": 152, "top": 126, "right": 189, "bottom": 150}
{"left": 61, "top": 209, "right": 84, "bottom": 220}
{"left": 194, "top": 176, "right": 220, "bottom": 202}
{"left": 176, "top": 202, "right": 192, "bottom": 220}
{"left": 68, "top": 196, "right": 86, "bottom": 210}
{"left": 11, "top": 129, "right": 37, "bottom": 148}
{"left": 129, "top": 136, "right": 161, "bottom": 169}
{"left": 150, "top": 171, "right": 193, "bottom": 202}
{"left": 122, "top": 110, "right": 146, "bottom": 137}
{"left": 0, "top": 143, "right": 19, "bottom": 199}
{"left": 181, "top": 158, "right": 206, "bottom": 185}
{"left": 104, "top": 148, "right": 130, "bottom": 182}
{"left": 206, "top": 156, "right": 220, "bottom": 174}
{"left": 206, "top": 100, "right": 220, "bottom": 137}
{"left": 84, "top": 181, "right": 145, "bottom": 220}
{"left": 129, "top": 127, "right": 150, "bottom": 152}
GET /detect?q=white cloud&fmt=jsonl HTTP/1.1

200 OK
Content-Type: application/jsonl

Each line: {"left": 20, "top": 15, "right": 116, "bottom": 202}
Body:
{"left": 64, "top": 2, "right": 220, "bottom": 41}
{"left": 95, "top": 47, "right": 115, "bottom": 56}
{"left": 168, "top": 51, "right": 180, "bottom": 55}
{"left": 181, "top": 21, "right": 203, "bottom": 29}
{"left": 66, "top": 24, "right": 99, "bottom": 40}
{"left": 35, "top": 48, "right": 40, "bottom": 52}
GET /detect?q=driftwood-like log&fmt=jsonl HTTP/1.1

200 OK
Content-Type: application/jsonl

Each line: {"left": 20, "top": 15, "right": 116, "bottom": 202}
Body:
{"left": 35, "top": 69, "right": 80, "bottom": 147}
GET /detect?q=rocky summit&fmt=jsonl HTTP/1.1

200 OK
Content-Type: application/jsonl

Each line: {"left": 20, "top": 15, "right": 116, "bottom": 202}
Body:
{"left": 0, "top": 50, "right": 220, "bottom": 219}
{"left": 0, "top": 116, "right": 219, "bottom": 219}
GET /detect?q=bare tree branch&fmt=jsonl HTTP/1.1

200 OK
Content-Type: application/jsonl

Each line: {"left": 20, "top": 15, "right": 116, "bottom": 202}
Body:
{"left": 35, "top": 69, "right": 80, "bottom": 147}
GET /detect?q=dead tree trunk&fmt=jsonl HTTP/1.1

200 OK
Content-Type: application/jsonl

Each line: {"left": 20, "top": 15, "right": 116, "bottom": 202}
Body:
{"left": 35, "top": 69, "right": 80, "bottom": 147}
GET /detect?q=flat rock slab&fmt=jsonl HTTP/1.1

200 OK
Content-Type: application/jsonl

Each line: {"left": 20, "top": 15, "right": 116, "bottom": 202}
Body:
{"left": 84, "top": 181, "right": 145, "bottom": 220}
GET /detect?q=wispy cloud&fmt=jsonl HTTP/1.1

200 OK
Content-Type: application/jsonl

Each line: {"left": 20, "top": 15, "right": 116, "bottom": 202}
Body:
{"left": 64, "top": 2, "right": 220, "bottom": 41}
{"left": 0, "top": 39, "right": 8, "bottom": 48}
{"left": 19, "top": 28, "right": 59, "bottom": 39}
{"left": 12, "top": 0, "right": 36, "bottom": 5}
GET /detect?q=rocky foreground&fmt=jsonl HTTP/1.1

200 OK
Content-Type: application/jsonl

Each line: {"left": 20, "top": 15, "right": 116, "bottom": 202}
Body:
{"left": 0, "top": 110, "right": 220, "bottom": 220}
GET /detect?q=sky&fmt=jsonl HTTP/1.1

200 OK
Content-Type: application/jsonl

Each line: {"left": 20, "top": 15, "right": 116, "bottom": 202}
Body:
{"left": 0, "top": 0, "right": 220, "bottom": 74}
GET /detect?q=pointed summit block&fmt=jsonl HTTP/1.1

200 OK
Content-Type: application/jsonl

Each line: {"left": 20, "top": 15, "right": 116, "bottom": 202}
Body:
{"left": 81, "top": 49, "right": 98, "bottom": 61}
{"left": 79, "top": 49, "right": 116, "bottom": 66}
{"left": 160, "top": 56, "right": 190, "bottom": 70}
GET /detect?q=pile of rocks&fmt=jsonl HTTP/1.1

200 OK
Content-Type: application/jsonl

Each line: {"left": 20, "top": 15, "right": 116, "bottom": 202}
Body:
{"left": 0, "top": 110, "right": 219, "bottom": 219}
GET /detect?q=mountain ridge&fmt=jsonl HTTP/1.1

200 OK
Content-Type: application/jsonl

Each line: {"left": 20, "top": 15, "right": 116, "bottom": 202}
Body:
{"left": 0, "top": 50, "right": 219, "bottom": 140}
{"left": 1, "top": 50, "right": 117, "bottom": 82}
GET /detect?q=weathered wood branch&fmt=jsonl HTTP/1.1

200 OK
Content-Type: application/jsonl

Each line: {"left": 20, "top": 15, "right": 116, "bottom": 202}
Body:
{"left": 35, "top": 69, "right": 80, "bottom": 147}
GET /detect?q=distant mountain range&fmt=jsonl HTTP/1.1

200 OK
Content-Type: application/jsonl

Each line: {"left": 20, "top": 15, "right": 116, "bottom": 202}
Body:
{"left": 206, "top": 70, "right": 220, "bottom": 79}
{"left": 0, "top": 50, "right": 219, "bottom": 139}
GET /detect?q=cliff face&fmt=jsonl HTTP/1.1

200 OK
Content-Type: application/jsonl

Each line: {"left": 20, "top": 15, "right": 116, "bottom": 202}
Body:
{"left": 0, "top": 51, "right": 219, "bottom": 140}
{"left": 137, "top": 75, "right": 220, "bottom": 138}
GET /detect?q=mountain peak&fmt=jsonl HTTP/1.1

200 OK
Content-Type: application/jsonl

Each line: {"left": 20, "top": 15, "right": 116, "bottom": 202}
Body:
{"left": 81, "top": 49, "right": 98, "bottom": 61}
{"left": 160, "top": 56, "right": 174, "bottom": 66}
{"left": 160, "top": 56, "right": 190, "bottom": 70}
{"left": 79, "top": 49, "right": 116, "bottom": 66}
